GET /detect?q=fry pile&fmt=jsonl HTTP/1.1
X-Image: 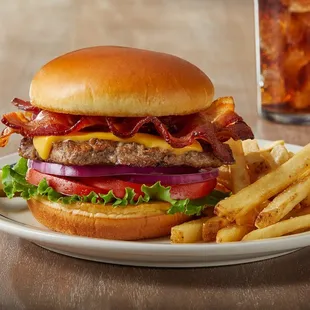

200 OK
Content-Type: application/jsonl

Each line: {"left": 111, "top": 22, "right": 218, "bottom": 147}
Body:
{"left": 171, "top": 139, "right": 310, "bottom": 243}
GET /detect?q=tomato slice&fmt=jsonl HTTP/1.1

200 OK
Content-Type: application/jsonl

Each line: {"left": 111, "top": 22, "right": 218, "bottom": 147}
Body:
{"left": 26, "top": 169, "right": 217, "bottom": 201}
{"left": 26, "top": 169, "right": 144, "bottom": 200}
{"left": 169, "top": 178, "right": 217, "bottom": 200}
{"left": 80, "top": 177, "right": 144, "bottom": 199}
{"left": 82, "top": 177, "right": 216, "bottom": 200}
{"left": 26, "top": 168, "right": 109, "bottom": 196}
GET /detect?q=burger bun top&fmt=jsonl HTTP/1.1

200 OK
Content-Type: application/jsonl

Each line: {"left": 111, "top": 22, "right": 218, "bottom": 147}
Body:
{"left": 30, "top": 46, "right": 214, "bottom": 117}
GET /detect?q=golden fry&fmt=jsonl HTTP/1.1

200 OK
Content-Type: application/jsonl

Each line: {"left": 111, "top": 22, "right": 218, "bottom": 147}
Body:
{"left": 283, "top": 203, "right": 303, "bottom": 219}
{"left": 215, "top": 143, "right": 310, "bottom": 221}
{"left": 170, "top": 217, "right": 209, "bottom": 243}
{"left": 245, "top": 151, "right": 267, "bottom": 166}
{"left": 255, "top": 171, "right": 310, "bottom": 228}
{"left": 242, "top": 139, "right": 260, "bottom": 154}
{"left": 262, "top": 140, "right": 285, "bottom": 152}
{"left": 301, "top": 193, "right": 310, "bottom": 208}
{"left": 243, "top": 140, "right": 269, "bottom": 182}
{"left": 245, "top": 141, "right": 287, "bottom": 181}
{"left": 202, "top": 216, "right": 230, "bottom": 242}
{"left": 236, "top": 201, "right": 270, "bottom": 227}
{"left": 260, "top": 152, "right": 277, "bottom": 170}
{"left": 246, "top": 155, "right": 270, "bottom": 183}
{"left": 293, "top": 205, "right": 310, "bottom": 217}
{"left": 217, "top": 165, "right": 232, "bottom": 190}
{"left": 288, "top": 151, "right": 295, "bottom": 158}
{"left": 243, "top": 141, "right": 286, "bottom": 182}
{"left": 243, "top": 214, "right": 310, "bottom": 241}
{"left": 244, "top": 140, "right": 284, "bottom": 163}
{"left": 270, "top": 144, "right": 290, "bottom": 166}
{"left": 216, "top": 224, "right": 254, "bottom": 243}
{"left": 226, "top": 139, "right": 250, "bottom": 194}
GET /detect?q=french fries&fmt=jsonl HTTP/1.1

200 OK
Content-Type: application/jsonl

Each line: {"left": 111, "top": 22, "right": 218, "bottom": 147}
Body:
{"left": 282, "top": 203, "right": 302, "bottom": 219}
{"left": 245, "top": 142, "right": 290, "bottom": 182}
{"left": 226, "top": 139, "right": 250, "bottom": 194}
{"left": 170, "top": 217, "right": 208, "bottom": 243}
{"left": 236, "top": 201, "right": 269, "bottom": 226}
{"left": 261, "top": 140, "right": 285, "bottom": 152}
{"left": 270, "top": 144, "right": 290, "bottom": 166}
{"left": 288, "top": 151, "right": 295, "bottom": 159}
{"left": 301, "top": 193, "right": 310, "bottom": 208}
{"left": 255, "top": 171, "right": 310, "bottom": 228}
{"left": 215, "top": 143, "right": 310, "bottom": 221}
{"left": 242, "top": 139, "right": 261, "bottom": 154}
{"left": 170, "top": 139, "right": 310, "bottom": 244}
{"left": 216, "top": 224, "right": 254, "bottom": 243}
{"left": 260, "top": 151, "right": 277, "bottom": 170}
{"left": 243, "top": 140, "right": 271, "bottom": 182}
{"left": 243, "top": 140, "right": 285, "bottom": 158}
{"left": 292, "top": 205, "right": 310, "bottom": 217}
{"left": 202, "top": 216, "right": 230, "bottom": 242}
{"left": 217, "top": 165, "right": 231, "bottom": 191}
{"left": 243, "top": 214, "right": 310, "bottom": 241}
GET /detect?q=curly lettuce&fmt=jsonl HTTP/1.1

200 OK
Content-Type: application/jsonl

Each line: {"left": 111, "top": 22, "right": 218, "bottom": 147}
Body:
{"left": 1, "top": 158, "right": 229, "bottom": 216}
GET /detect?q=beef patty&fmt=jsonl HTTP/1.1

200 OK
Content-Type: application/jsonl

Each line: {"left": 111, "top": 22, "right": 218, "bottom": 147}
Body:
{"left": 19, "top": 138, "right": 223, "bottom": 168}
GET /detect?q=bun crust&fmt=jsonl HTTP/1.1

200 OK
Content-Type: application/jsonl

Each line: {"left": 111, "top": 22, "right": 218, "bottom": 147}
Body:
{"left": 27, "top": 198, "right": 190, "bottom": 240}
{"left": 30, "top": 46, "right": 214, "bottom": 117}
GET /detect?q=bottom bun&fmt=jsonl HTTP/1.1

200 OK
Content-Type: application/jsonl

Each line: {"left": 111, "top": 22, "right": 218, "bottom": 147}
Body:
{"left": 27, "top": 197, "right": 191, "bottom": 240}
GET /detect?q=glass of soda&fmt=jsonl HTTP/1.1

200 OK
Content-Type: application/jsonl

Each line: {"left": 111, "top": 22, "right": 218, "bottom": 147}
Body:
{"left": 255, "top": 0, "right": 310, "bottom": 124}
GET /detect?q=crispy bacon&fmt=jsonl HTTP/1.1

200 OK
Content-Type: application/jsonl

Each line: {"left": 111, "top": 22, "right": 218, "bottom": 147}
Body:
{"left": 1, "top": 110, "right": 108, "bottom": 137}
{"left": 0, "top": 127, "right": 17, "bottom": 147}
{"left": 11, "top": 98, "right": 41, "bottom": 114}
{"left": 0, "top": 97, "right": 254, "bottom": 163}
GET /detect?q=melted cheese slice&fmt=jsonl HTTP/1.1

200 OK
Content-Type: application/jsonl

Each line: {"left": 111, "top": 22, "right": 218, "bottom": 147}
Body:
{"left": 33, "top": 132, "right": 203, "bottom": 160}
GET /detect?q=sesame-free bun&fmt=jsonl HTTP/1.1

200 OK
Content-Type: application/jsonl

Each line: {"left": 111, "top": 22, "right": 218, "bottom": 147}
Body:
{"left": 29, "top": 46, "right": 214, "bottom": 117}
{"left": 27, "top": 197, "right": 190, "bottom": 240}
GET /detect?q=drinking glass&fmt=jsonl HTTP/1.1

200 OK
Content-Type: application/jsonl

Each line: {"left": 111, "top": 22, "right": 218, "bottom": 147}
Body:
{"left": 255, "top": 0, "right": 310, "bottom": 124}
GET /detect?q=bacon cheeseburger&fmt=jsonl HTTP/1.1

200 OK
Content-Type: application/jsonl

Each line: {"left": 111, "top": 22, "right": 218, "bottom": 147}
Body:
{"left": 0, "top": 46, "right": 253, "bottom": 240}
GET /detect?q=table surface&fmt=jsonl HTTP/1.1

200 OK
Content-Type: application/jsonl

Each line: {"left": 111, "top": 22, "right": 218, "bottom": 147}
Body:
{"left": 0, "top": 0, "right": 309, "bottom": 309}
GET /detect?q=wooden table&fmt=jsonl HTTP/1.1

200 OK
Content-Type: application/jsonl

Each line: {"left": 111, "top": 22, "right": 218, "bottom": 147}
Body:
{"left": 0, "top": 0, "right": 309, "bottom": 309}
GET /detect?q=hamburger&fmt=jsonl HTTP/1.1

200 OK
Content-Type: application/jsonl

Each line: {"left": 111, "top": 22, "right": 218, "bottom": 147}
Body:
{"left": 0, "top": 46, "right": 253, "bottom": 240}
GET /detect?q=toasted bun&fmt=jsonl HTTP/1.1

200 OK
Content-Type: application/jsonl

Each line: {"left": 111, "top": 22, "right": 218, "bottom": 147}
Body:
{"left": 30, "top": 46, "right": 214, "bottom": 117}
{"left": 27, "top": 198, "right": 190, "bottom": 240}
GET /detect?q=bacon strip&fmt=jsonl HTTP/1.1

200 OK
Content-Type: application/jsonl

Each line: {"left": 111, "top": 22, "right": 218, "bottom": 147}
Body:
{"left": 0, "top": 97, "right": 254, "bottom": 163}
{"left": 0, "top": 127, "right": 17, "bottom": 147}
{"left": 11, "top": 98, "right": 41, "bottom": 114}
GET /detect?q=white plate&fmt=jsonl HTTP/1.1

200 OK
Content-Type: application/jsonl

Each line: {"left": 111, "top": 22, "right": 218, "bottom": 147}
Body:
{"left": 0, "top": 139, "right": 307, "bottom": 268}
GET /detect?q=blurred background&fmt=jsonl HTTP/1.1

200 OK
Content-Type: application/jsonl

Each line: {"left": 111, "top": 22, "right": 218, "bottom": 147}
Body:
{"left": 0, "top": 0, "right": 256, "bottom": 155}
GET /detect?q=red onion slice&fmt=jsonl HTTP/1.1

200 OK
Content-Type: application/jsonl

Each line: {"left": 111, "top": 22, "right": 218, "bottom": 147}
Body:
{"left": 27, "top": 160, "right": 218, "bottom": 185}
{"left": 116, "top": 169, "right": 218, "bottom": 185}
{"left": 28, "top": 160, "right": 199, "bottom": 177}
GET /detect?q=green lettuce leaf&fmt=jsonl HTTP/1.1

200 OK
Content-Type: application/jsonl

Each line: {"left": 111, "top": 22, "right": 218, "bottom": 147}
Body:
{"left": 1, "top": 158, "right": 230, "bottom": 216}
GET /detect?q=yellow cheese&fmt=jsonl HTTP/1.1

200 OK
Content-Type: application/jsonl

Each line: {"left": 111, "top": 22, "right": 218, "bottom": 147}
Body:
{"left": 33, "top": 132, "right": 203, "bottom": 160}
